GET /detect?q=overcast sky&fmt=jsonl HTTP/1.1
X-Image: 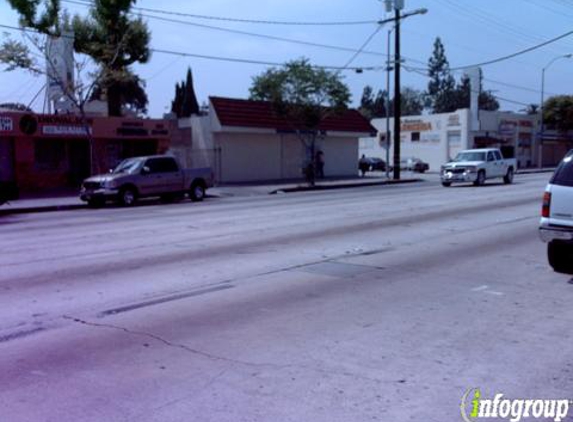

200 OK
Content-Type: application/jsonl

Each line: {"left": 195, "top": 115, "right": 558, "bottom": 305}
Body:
{"left": 2, "top": 0, "right": 573, "bottom": 117}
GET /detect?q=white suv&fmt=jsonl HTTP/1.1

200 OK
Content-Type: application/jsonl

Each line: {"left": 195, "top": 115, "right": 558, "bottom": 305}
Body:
{"left": 539, "top": 150, "right": 573, "bottom": 274}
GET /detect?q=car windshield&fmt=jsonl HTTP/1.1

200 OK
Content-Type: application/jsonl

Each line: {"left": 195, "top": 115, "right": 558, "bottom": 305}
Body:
{"left": 112, "top": 158, "right": 143, "bottom": 174}
{"left": 453, "top": 152, "right": 486, "bottom": 162}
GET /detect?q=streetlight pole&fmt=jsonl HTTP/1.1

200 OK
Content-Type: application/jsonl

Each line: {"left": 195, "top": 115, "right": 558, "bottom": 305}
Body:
{"left": 539, "top": 53, "right": 572, "bottom": 167}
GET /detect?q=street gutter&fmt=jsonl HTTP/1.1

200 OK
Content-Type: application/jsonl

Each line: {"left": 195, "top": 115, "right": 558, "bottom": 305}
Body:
{"left": 270, "top": 178, "right": 423, "bottom": 194}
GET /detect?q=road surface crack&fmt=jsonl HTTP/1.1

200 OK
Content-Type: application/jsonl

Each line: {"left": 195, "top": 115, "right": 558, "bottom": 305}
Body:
{"left": 63, "top": 315, "right": 396, "bottom": 385}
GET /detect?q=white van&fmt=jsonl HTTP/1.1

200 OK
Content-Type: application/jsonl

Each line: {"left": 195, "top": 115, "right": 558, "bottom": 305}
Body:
{"left": 539, "top": 150, "right": 573, "bottom": 274}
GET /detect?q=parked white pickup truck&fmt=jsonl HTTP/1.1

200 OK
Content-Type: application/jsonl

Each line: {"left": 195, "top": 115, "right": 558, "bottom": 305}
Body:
{"left": 440, "top": 148, "right": 517, "bottom": 187}
{"left": 80, "top": 155, "right": 214, "bottom": 207}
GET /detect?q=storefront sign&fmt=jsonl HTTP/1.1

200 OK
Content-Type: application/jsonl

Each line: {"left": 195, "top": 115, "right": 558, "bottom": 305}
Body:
{"left": 499, "top": 120, "right": 517, "bottom": 137}
{"left": 401, "top": 120, "right": 432, "bottom": 132}
{"left": 43, "top": 125, "right": 92, "bottom": 136}
{"left": 447, "top": 114, "right": 461, "bottom": 127}
{"left": 38, "top": 115, "right": 92, "bottom": 125}
{"left": 0, "top": 116, "right": 13, "bottom": 132}
{"left": 421, "top": 132, "right": 441, "bottom": 143}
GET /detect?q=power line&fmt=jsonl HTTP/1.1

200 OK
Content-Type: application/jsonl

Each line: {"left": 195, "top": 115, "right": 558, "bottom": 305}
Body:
{"left": 0, "top": 24, "right": 381, "bottom": 71}
{"left": 405, "top": 29, "right": 573, "bottom": 72}
{"left": 62, "top": 0, "right": 387, "bottom": 58}
{"left": 340, "top": 25, "right": 383, "bottom": 70}
{"left": 401, "top": 64, "right": 533, "bottom": 107}
{"left": 149, "top": 47, "right": 378, "bottom": 70}
{"left": 400, "top": 55, "right": 557, "bottom": 96}
{"left": 435, "top": 0, "right": 569, "bottom": 49}
{"left": 63, "top": 0, "right": 378, "bottom": 26}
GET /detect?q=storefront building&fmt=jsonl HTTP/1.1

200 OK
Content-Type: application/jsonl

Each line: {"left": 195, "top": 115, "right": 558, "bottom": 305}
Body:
{"left": 362, "top": 109, "right": 542, "bottom": 171}
{"left": 0, "top": 112, "right": 170, "bottom": 192}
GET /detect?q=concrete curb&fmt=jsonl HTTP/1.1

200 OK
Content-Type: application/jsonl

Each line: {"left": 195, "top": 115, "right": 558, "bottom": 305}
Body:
{"left": 516, "top": 168, "right": 555, "bottom": 175}
{"left": 0, "top": 203, "right": 86, "bottom": 216}
{"left": 269, "top": 178, "right": 423, "bottom": 194}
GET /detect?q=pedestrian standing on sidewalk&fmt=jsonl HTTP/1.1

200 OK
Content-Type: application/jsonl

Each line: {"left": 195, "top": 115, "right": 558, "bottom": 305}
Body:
{"left": 359, "top": 154, "right": 369, "bottom": 177}
{"left": 315, "top": 150, "right": 325, "bottom": 179}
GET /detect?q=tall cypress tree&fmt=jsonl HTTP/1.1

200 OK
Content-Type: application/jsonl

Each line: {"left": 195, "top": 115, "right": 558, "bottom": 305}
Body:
{"left": 171, "top": 82, "right": 183, "bottom": 117}
{"left": 181, "top": 67, "right": 200, "bottom": 117}
{"left": 426, "top": 37, "right": 456, "bottom": 113}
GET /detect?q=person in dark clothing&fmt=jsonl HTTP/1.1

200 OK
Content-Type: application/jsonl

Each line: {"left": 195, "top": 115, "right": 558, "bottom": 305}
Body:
{"left": 359, "top": 154, "right": 369, "bottom": 177}
{"left": 315, "top": 150, "right": 325, "bottom": 178}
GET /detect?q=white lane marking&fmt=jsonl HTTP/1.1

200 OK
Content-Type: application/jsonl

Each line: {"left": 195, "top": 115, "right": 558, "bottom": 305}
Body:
{"left": 471, "top": 285, "right": 504, "bottom": 296}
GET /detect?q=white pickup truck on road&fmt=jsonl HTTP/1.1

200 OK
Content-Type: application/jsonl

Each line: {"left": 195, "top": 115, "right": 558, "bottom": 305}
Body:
{"left": 440, "top": 148, "right": 517, "bottom": 187}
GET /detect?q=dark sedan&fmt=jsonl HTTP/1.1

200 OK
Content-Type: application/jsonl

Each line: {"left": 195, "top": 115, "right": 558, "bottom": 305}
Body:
{"left": 390, "top": 157, "right": 429, "bottom": 173}
{"left": 359, "top": 157, "right": 386, "bottom": 172}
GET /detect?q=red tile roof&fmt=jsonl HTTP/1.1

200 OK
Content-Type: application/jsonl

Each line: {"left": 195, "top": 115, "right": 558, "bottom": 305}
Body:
{"left": 210, "top": 97, "right": 376, "bottom": 134}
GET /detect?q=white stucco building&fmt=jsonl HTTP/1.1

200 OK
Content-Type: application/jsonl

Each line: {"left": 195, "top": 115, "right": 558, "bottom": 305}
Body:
{"left": 171, "top": 97, "right": 376, "bottom": 183}
{"left": 360, "top": 109, "right": 541, "bottom": 171}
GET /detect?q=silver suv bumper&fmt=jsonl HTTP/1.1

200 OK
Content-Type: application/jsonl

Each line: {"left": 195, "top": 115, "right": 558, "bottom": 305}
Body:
{"left": 539, "top": 221, "right": 573, "bottom": 243}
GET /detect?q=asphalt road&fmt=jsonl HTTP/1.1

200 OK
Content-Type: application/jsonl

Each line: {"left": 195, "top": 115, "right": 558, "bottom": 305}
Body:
{"left": 1, "top": 172, "right": 571, "bottom": 422}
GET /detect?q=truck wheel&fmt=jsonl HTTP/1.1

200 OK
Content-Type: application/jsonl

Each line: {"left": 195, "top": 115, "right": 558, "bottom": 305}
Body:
{"left": 548, "top": 241, "right": 573, "bottom": 274}
{"left": 442, "top": 182, "right": 451, "bottom": 187}
{"left": 119, "top": 187, "right": 137, "bottom": 206}
{"left": 503, "top": 168, "right": 514, "bottom": 184}
{"left": 190, "top": 181, "right": 205, "bottom": 202}
{"left": 473, "top": 170, "right": 486, "bottom": 186}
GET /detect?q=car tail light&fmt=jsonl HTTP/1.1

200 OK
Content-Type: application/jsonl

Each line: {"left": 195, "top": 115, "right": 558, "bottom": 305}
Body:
{"left": 542, "top": 191, "right": 551, "bottom": 218}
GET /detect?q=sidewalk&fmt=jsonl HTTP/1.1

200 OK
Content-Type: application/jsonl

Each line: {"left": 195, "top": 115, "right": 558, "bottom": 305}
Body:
{"left": 0, "top": 175, "right": 421, "bottom": 215}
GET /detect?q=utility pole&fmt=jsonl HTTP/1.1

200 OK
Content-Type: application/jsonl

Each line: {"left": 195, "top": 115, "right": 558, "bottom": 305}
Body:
{"left": 381, "top": 1, "right": 426, "bottom": 179}
{"left": 393, "top": 7, "right": 401, "bottom": 180}
{"left": 385, "top": 28, "right": 393, "bottom": 180}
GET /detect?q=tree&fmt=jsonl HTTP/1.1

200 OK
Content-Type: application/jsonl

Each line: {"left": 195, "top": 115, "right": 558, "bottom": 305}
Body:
{"left": 426, "top": 37, "right": 456, "bottom": 113}
{"left": 359, "top": 85, "right": 387, "bottom": 119}
{"left": 71, "top": 0, "right": 151, "bottom": 116}
{"left": 543, "top": 95, "right": 573, "bottom": 133}
{"left": 171, "top": 82, "right": 184, "bottom": 117}
{"left": 249, "top": 58, "right": 351, "bottom": 185}
{"left": 181, "top": 67, "right": 199, "bottom": 117}
{"left": 426, "top": 39, "right": 499, "bottom": 113}
{"left": 398, "top": 87, "right": 424, "bottom": 116}
{"left": 360, "top": 85, "right": 423, "bottom": 119}
{"left": 170, "top": 68, "right": 200, "bottom": 118}
{"left": 524, "top": 104, "right": 539, "bottom": 115}
{"left": 447, "top": 74, "right": 498, "bottom": 112}
{"left": 6, "top": 0, "right": 61, "bottom": 34}
{"left": 5, "top": 0, "right": 151, "bottom": 116}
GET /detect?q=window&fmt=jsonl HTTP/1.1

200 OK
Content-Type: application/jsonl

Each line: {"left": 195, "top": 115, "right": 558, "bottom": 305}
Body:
{"left": 34, "top": 140, "right": 65, "bottom": 171}
{"left": 551, "top": 153, "right": 573, "bottom": 187}
{"left": 447, "top": 131, "right": 461, "bottom": 145}
{"left": 487, "top": 152, "right": 495, "bottom": 162}
{"left": 493, "top": 150, "right": 503, "bottom": 161}
{"left": 145, "top": 157, "right": 178, "bottom": 173}
{"left": 411, "top": 132, "right": 420, "bottom": 142}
